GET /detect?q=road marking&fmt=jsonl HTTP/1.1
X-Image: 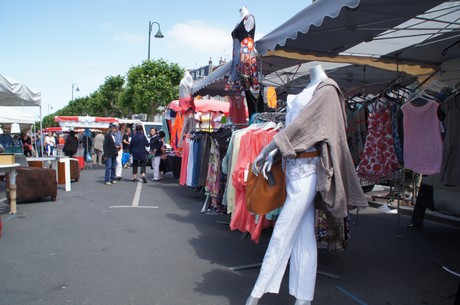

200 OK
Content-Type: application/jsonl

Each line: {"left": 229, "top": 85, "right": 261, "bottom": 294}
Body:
{"left": 336, "top": 286, "right": 368, "bottom": 305}
{"left": 109, "top": 182, "right": 159, "bottom": 209}
{"left": 2, "top": 214, "right": 16, "bottom": 222}
{"left": 110, "top": 206, "right": 159, "bottom": 209}
{"left": 132, "top": 181, "right": 142, "bottom": 207}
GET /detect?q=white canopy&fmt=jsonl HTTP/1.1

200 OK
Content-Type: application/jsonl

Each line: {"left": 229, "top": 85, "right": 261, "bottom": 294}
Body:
{"left": 0, "top": 74, "right": 41, "bottom": 107}
{"left": 0, "top": 107, "right": 35, "bottom": 124}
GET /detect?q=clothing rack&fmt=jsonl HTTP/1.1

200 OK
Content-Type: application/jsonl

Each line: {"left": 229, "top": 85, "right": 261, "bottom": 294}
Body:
{"left": 252, "top": 112, "right": 285, "bottom": 124}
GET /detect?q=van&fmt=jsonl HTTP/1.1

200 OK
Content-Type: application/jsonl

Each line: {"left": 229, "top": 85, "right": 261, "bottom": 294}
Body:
{"left": 139, "top": 121, "right": 163, "bottom": 140}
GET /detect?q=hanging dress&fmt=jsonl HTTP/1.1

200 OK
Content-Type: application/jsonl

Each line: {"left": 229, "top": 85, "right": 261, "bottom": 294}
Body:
{"left": 225, "top": 14, "right": 259, "bottom": 92}
{"left": 358, "top": 99, "right": 400, "bottom": 183}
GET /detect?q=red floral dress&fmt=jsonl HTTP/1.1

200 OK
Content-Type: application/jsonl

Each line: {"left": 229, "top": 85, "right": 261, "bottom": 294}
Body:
{"left": 357, "top": 100, "right": 400, "bottom": 183}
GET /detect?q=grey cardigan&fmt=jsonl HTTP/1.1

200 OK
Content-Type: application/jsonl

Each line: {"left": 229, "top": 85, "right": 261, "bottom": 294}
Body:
{"left": 273, "top": 78, "right": 368, "bottom": 218}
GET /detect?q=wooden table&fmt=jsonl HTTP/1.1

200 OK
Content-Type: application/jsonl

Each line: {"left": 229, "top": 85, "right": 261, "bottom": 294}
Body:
{"left": 27, "top": 157, "right": 76, "bottom": 192}
{"left": 0, "top": 163, "right": 20, "bottom": 214}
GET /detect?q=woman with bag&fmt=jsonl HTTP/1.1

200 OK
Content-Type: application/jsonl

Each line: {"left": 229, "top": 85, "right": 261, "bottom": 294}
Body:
{"left": 129, "top": 125, "right": 149, "bottom": 183}
{"left": 150, "top": 130, "right": 165, "bottom": 181}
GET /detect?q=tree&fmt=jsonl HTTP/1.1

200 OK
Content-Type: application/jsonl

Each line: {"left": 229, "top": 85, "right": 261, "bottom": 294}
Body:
{"left": 122, "top": 59, "right": 183, "bottom": 120}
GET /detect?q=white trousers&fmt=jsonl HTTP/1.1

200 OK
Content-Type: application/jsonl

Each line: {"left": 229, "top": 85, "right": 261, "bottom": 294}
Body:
{"left": 153, "top": 156, "right": 161, "bottom": 180}
{"left": 251, "top": 158, "right": 318, "bottom": 301}
{"left": 116, "top": 149, "right": 122, "bottom": 177}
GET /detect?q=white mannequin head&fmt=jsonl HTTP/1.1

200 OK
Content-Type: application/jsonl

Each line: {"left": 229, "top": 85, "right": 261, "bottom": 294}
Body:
{"left": 240, "top": 6, "right": 249, "bottom": 20}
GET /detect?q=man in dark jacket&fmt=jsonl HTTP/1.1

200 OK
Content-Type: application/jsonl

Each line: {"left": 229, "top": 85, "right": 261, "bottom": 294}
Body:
{"left": 103, "top": 124, "right": 120, "bottom": 185}
{"left": 129, "top": 125, "right": 149, "bottom": 183}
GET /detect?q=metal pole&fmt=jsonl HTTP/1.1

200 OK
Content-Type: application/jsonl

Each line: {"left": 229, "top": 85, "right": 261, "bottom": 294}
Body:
{"left": 39, "top": 106, "right": 44, "bottom": 157}
{"left": 148, "top": 21, "right": 151, "bottom": 61}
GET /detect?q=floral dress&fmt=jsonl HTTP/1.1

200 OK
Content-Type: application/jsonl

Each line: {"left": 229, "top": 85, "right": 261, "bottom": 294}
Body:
{"left": 357, "top": 99, "right": 400, "bottom": 183}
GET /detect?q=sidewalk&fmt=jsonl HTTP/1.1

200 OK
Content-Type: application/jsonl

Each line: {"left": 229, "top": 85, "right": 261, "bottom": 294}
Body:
{"left": 0, "top": 167, "right": 459, "bottom": 305}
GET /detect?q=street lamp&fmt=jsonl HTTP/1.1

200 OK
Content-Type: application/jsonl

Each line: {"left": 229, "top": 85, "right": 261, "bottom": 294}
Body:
{"left": 148, "top": 21, "right": 164, "bottom": 61}
{"left": 72, "top": 83, "right": 80, "bottom": 101}
{"left": 47, "top": 104, "right": 53, "bottom": 115}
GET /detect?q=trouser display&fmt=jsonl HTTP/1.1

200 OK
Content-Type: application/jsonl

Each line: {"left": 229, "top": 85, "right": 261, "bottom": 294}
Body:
{"left": 250, "top": 163, "right": 318, "bottom": 301}
{"left": 153, "top": 156, "right": 161, "bottom": 180}
{"left": 132, "top": 160, "right": 146, "bottom": 175}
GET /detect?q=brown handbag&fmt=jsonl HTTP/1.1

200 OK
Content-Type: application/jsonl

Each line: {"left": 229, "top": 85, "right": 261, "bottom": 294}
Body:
{"left": 246, "top": 161, "right": 286, "bottom": 215}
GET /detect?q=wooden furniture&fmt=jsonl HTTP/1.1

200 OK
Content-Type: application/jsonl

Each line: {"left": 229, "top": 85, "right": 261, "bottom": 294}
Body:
{"left": 0, "top": 163, "right": 20, "bottom": 214}
{"left": 6, "top": 167, "right": 57, "bottom": 204}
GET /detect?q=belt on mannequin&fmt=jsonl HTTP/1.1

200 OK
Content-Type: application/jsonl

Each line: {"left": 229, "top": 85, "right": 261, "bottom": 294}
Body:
{"left": 296, "top": 150, "right": 320, "bottom": 159}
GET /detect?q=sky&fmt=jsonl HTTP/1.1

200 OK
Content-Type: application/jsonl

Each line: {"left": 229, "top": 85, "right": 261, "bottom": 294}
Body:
{"left": 0, "top": 1, "right": 312, "bottom": 119}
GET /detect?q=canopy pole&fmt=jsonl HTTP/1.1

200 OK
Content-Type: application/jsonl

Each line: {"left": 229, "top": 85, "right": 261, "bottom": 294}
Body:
{"left": 39, "top": 106, "right": 44, "bottom": 157}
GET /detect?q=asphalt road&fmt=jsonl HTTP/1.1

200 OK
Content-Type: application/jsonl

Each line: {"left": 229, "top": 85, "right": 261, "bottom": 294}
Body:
{"left": 0, "top": 167, "right": 459, "bottom": 305}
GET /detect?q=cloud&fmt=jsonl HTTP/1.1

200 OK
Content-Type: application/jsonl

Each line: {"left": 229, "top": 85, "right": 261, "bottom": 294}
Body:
{"left": 168, "top": 20, "right": 231, "bottom": 54}
{"left": 114, "top": 32, "right": 145, "bottom": 44}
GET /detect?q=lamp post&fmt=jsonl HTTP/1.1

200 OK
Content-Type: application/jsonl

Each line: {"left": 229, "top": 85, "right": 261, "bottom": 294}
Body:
{"left": 72, "top": 83, "right": 80, "bottom": 101}
{"left": 148, "top": 21, "right": 164, "bottom": 61}
{"left": 47, "top": 104, "right": 53, "bottom": 115}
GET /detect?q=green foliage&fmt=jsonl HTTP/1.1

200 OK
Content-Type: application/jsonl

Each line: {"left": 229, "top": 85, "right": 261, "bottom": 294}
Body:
{"left": 122, "top": 59, "right": 183, "bottom": 119}
{"left": 41, "top": 59, "right": 184, "bottom": 128}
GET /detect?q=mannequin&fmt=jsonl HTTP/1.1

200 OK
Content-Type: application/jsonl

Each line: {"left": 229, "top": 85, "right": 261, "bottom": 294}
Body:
{"left": 226, "top": 7, "right": 259, "bottom": 93}
{"left": 239, "top": 6, "right": 255, "bottom": 31}
{"left": 246, "top": 65, "right": 367, "bottom": 305}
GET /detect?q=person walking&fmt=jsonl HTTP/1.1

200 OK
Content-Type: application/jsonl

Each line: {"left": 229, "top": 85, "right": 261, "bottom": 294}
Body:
{"left": 150, "top": 130, "right": 165, "bottom": 181}
{"left": 114, "top": 124, "right": 124, "bottom": 181}
{"left": 62, "top": 130, "right": 79, "bottom": 157}
{"left": 21, "top": 132, "right": 32, "bottom": 157}
{"left": 93, "top": 131, "right": 105, "bottom": 165}
{"left": 129, "top": 125, "right": 149, "bottom": 183}
{"left": 122, "top": 127, "right": 132, "bottom": 168}
{"left": 103, "top": 124, "right": 119, "bottom": 185}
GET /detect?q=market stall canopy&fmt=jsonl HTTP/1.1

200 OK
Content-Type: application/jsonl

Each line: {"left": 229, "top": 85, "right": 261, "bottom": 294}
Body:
{"left": 0, "top": 74, "right": 41, "bottom": 107}
{"left": 192, "top": 61, "right": 232, "bottom": 96}
{"left": 55, "top": 115, "right": 117, "bottom": 129}
{"left": 168, "top": 99, "right": 230, "bottom": 115}
{"left": 194, "top": 0, "right": 460, "bottom": 96}
{"left": 0, "top": 107, "right": 35, "bottom": 124}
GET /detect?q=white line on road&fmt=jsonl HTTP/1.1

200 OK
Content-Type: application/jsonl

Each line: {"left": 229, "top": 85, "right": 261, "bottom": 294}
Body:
{"left": 132, "top": 181, "right": 142, "bottom": 207}
{"left": 110, "top": 206, "right": 159, "bottom": 209}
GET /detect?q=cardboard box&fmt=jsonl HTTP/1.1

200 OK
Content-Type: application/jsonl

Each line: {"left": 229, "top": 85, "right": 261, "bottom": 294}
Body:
{"left": 0, "top": 154, "right": 15, "bottom": 165}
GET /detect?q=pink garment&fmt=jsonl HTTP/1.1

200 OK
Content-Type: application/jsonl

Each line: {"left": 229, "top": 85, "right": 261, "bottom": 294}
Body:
{"left": 401, "top": 100, "right": 443, "bottom": 174}
{"left": 179, "top": 136, "right": 190, "bottom": 185}
{"left": 230, "top": 127, "right": 276, "bottom": 243}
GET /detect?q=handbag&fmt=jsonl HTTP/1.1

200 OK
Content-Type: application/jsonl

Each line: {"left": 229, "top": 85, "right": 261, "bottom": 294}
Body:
{"left": 246, "top": 160, "right": 286, "bottom": 215}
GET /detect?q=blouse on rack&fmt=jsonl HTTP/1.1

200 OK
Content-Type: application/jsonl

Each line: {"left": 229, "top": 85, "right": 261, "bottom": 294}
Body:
{"left": 401, "top": 100, "right": 443, "bottom": 175}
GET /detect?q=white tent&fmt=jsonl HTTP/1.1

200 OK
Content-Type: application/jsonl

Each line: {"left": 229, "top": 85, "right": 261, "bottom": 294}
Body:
{"left": 0, "top": 74, "right": 41, "bottom": 107}
{"left": 0, "top": 107, "right": 35, "bottom": 124}
{"left": 0, "top": 73, "right": 42, "bottom": 154}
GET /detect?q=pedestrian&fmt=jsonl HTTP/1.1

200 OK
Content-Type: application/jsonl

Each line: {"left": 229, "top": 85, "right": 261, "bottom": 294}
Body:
{"left": 103, "top": 124, "right": 119, "bottom": 185}
{"left": 150, "top": 130, "right": 165, "bottom": 181}
{"left": 129, "top": 125, "right": 149, "bottom": 183}
{"left": 114, "top": 124, "right": 124, "bottom": 181}
{"left": 44, "top": 132, "right": 55, "bottom": 156}
{"left": 62, "top": 130, "right": 79, "bottom": 157}
{"left": 21, "top": 132, "right": 32, "bottom": 157}
{"left": 122, "top": 127, "right": 132, "bottom": 168}
{"left": 93, "top": 131, "right": 105, "bottom": 165}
